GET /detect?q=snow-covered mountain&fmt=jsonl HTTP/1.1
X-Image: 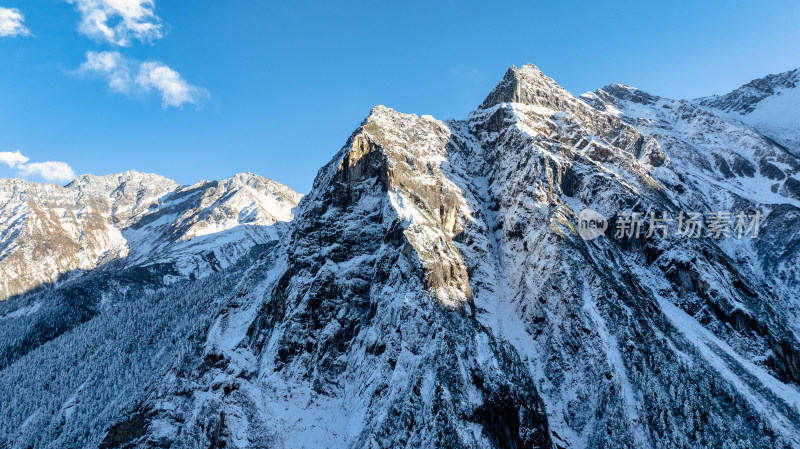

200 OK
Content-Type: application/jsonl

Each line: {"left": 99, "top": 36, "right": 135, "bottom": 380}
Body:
{"left": 1, "top": 65, "right": 799, "bottom": 448}
{"left": 0, "top": 171, "right": 301, "bottom": 300}
{"left": 697, "top": 67, "right": 800, "bottom": 156}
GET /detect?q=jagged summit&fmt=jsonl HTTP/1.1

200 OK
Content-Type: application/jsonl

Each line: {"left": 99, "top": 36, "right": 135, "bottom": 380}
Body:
{"left": 66, "top": 169, "right": 175, "bottom": 190}
{"left": 479, "top": 64, "right": 575, "bottom": 110}
{"left": 363, "top": 104, "right": 438, "bottom": 126}
{"left": 595, "top": 83, "right": 661, "bottom": 106}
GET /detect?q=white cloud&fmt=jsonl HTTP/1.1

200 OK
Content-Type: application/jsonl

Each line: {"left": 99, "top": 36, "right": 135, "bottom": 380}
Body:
{"left": 0, "top": 151, "right": 76, "bottom": 183}
{"left": 136, "top": 61, "right": 206, "bottom": 108}
{"left": 78, "top": 51, "right": 207, "bottom": 108}
{"left": 18, "top": 161, "right": 77, "bottom": 183}
{"left": 0, "top": 151, "right": 30, "bottom": 168}
{"left": 67, "top": 0, "right": 162, "bottom": 46}
{"left": 0, "top": 7, "right": 30, "bottom": 37}
{"left": 79, "top": 50, "right": 132, "bottom": 92}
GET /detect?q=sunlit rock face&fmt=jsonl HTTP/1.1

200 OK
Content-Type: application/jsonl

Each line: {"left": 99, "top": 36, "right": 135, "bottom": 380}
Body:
{"left": 1, "top": 65, "right": 800, "bottom": 449}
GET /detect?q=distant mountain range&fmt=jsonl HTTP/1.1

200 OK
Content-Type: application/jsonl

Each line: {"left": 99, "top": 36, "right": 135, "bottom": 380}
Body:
{"left": 0, "top": 171, "right": 301, "bottom": 300}
{"left": 1, "top": 64, "right": 799, "bottom": 449}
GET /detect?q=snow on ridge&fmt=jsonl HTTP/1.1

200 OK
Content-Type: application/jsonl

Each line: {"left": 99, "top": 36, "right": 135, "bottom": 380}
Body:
{"left": 0, "top": 168, "right": 302, "bottom": 300}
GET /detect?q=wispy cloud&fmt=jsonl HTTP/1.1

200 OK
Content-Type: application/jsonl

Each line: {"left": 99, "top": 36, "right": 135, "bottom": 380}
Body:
{"left": 79, "top": 50, "right": 132, "bottom": 92}
{"left": 0, "top": 150, "right": 30, "bottom": 168}
{"left": 0, "top": 151, "right": 76, "bottom": 183}
{"left": 0, "top": 7, "right": 30, "bottom": 37}
{"left": 136, "top": 61, "right": 205, "bottom": 108}
{"left": 67, "top": 0, "right": 162, "bottom": 46}
{"left": 18, "top": 162, "right": 77, "bottom": 183}
{"left": 78, "top": 51, "right": 207, "bottom": 108}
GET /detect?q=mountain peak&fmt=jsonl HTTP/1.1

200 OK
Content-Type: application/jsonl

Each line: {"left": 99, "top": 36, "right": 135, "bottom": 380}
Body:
{"left": 597, "top": 83, "right": 661, "bottom": 105}
{"left": 478, "top": 64, "right": 575, "bottom": 110}
{"left": 66, "top": 170, "right": 176, "bottom": 192}
{"left": 225, "top": 172, "right": 303, "bottom": 202}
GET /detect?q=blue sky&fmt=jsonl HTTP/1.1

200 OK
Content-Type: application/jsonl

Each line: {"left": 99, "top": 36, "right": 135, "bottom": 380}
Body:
{"left": 1, "top": 0, "right": 799, "bottom": 192}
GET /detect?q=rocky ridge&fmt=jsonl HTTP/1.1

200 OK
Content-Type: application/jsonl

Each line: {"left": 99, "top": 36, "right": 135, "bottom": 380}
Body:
{"left": 697, "top": 67, "right": 800, "bottom": 156}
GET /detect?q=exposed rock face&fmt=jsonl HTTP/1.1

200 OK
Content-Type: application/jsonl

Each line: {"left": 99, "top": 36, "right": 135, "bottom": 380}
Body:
{"left": 1, "top": 64, "right": 800, "bottom": 449}
{"left": 584, "top": 81, "right": 800, "bottom": 336}
{"left": 0, "top": 171, "right": 301, "bottom": 300}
